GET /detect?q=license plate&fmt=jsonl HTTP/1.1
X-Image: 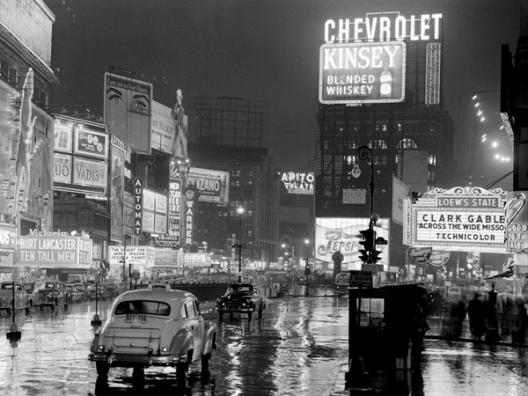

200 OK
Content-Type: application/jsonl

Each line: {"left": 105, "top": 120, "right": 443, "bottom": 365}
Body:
{"left": 125, "top": 314, "right": 146, "bottom": 324}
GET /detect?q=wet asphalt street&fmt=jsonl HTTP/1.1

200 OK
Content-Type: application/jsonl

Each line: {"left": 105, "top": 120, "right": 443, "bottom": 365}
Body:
{"left": 1, "top": 297, "right": 528, "bottom": 396}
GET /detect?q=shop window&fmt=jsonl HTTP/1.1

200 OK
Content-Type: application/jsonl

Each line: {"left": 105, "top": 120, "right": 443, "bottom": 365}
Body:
{"left": 358, "top": 298, "right": 385, "bottom": 328}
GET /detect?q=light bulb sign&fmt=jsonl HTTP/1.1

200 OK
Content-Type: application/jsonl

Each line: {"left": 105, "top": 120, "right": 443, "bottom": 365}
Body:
{"left": 319, "top": 41, "right": 406, "bottom": 104}
{"left": 281, "top": 171, "right": 314, "bottom": 195}
{"left": 404, "top": 186, "right": 507, "bottom": 253}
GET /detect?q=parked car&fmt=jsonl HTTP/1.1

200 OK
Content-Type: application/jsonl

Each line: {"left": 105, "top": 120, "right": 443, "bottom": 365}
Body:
{"left": 31, "top": 279, "right": 68, "bottom": 309}
{"left": 101, "top": 283, "right": 119, "bottom": 300}
{"left": 65, "top": 283, "right": 86, "bottom": 303}
{"left": 89, "top": 285, "right": 217, "bottom": 385}
{"left": 216, "top": 283, "right": 266, "bottom": 320}
{"left": 23, "top": 282, "right": 36, "bottom": 295}
{"left": 0, "top": 281, "right": 30, "bottom": 313}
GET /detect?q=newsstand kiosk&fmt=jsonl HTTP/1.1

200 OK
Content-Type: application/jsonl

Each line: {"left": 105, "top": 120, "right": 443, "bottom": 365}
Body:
{"left": 345, "top": 274, "right": 428, "bottom": 390}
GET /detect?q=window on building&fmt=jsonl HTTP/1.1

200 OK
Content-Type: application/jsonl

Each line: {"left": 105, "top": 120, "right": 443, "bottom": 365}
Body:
{"left": 369, "top": 139, "right": 388, "bottom": 149}
{"left": 396, "top": 138, "right": 418, "bottom": 149}
{"left": 428, "top": 154, "right": 437, "bottom": 166}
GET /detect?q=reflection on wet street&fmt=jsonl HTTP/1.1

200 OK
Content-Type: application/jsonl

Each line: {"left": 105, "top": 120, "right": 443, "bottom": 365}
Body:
{"left": 1, "top": 298, "right": 528, "bottom": 395}
{"left": 0, "top": 297, "right": 349, "bottom": 396}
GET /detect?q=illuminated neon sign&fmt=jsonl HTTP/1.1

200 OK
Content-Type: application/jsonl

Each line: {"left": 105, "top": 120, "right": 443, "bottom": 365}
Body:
{"left": 323, "top": 13, "right": 443, "bottom": 44}
{"left": 319, "top": 41, "right": 406, "bottom": 104}
{"left": 281, "top": 171, "right": 314, "bottom": 195}
{"left": 404, "top": 186, "right": 507, "bottom": 253}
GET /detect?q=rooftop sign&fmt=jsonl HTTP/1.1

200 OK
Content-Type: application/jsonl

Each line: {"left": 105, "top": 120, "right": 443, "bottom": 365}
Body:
{"left": 323, "top": 13, "right": 443, "bottom": 44}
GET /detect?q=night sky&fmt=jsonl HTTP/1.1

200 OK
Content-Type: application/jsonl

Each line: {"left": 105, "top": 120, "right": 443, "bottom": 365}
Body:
{"left": 50, "top": 0, "right": 520, "bottom": 175}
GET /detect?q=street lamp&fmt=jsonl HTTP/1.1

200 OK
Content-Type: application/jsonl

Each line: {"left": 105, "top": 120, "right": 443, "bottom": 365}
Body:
{"left": 352, "top": 146, "right": 375, "bottom": 216}
{"left": 236, "top": 206, "right": 245, "bottom": 282}
{"left": 304, "top": 238, "right": 311, "bottom": 297}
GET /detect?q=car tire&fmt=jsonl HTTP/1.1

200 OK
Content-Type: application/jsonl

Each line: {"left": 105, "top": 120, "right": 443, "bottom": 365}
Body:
{"left": 132, "top": 366, "right": 144, "bottom": 383}
{"left": 176, "top": 350, "right": 192, "bottom": 387}
{"left": 201, "top": 353, "right": 211, "bottom": 375}
{"left": 96, "top": 361, "right": 110, "bottom": 378}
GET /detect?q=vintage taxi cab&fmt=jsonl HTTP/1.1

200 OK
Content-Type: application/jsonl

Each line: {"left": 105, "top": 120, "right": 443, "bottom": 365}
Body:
{"left": 89, "top": 285, "right": 216, "bottom": 384}
{"left": 216, "top": 283, "right": 266, "bottom": 320}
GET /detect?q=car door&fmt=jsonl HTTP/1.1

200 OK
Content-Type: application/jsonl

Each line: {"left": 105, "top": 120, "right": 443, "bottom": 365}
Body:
{"left": 184, "top": 299, "right": 203, "bottom": 361}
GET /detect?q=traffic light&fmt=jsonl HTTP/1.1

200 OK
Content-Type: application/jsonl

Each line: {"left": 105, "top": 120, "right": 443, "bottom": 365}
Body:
{"left": 370, "top": 249, "right": 382, "bottom": 264}
{"left": 358, "top": 228, "right": 374, "bottom": 263}
{"left": 304, "top": 260, "right": 311, "bottom": 275}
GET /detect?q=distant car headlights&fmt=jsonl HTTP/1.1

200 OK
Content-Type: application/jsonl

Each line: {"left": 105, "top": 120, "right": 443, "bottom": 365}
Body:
{"left": 160, "top": 347, "right": 169, "bottom": 353}
{"left": 97, "top": 345, "right": 105, "bottom": 351}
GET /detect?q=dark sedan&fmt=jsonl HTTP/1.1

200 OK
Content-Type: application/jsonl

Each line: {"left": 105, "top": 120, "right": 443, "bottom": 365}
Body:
{"left": 216, "top": 283, "right": 265, "bottom": 320}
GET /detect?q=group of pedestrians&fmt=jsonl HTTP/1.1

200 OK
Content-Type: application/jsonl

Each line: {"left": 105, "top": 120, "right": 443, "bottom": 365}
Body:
{"left": 442, "top": 286, "right": 528, "bottom": 344}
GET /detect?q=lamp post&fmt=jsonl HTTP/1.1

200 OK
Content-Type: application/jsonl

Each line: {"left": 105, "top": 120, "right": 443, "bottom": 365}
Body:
{"left": 236, "top": 206, "right": 245, "bottom": 282}
{"left": 304, "top": 238, "right": 311, "bottom": 297}
{"left": 352, "top": 146, "right": 375, "bottom": 217}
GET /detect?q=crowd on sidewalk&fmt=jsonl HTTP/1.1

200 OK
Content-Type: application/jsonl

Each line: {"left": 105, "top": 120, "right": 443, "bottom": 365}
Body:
{"left": 432, "top": 285, "right": 528, "bottom": 344}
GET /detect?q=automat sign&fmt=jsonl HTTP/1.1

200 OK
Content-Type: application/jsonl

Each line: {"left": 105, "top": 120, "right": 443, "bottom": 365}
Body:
{"left": 404, "top": 186, "right": 507, "bottom": 253}
{"left": 134, "top": 178, "right": 143, "bottom": 235}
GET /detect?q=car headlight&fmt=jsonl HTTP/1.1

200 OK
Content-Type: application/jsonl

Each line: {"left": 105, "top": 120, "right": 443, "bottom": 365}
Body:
{"left": 98, "top": 345, "right": 104, "bottom": 351}
{"left": 161, "top": 347, "right": 169, "bottom": 353}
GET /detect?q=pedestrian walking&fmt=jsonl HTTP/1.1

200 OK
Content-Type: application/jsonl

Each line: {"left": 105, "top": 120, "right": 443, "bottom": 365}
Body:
{"left": 468, "top": 292, "right": 486, "bottom": 341}
{"left": 512, "top": 300, "right": 528, "bottom": 344}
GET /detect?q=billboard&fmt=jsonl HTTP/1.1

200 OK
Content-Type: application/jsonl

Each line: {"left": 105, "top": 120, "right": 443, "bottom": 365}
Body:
{"left": 110, "top": 135, "right": 125, "bottom": 242}
{"left": 17, "top": 230, "right": 92, "bottom": 268}
{"left": 153, "top": 248, "right": 183, "bottom": 269}
{"left": 505, "top": 191, "right": 528, "bottom": 253}
{"left": 151, "top": 101, "right": 176, "bottom": 154}
{"left": 53, "top": 117, "right": 108, "bottom": 196}
{"left": 108, "top": 245, "right": 155, "bottom": 267}
{"left": 0, "top": 0, "right": 54, "bottom": 65}
{"left": 173, "top": 89, "right": 188, "bottom": 159}
{"left": 74, "top": 125, "right": 108, "bottom": 159}
{"left": 0, "top": 223, "right": 17, "bottom": 252}
{"left": 54, "top": 120, "right": 73, "bottom": 153}
{"left": 104, "top": 72, "right": 153, "bottom": 154}
{"left": 186, "top": 167, "right": 230, "bottom": 206}
{"left": 404, "top": 186, "right": 507, "bottom": 253}
{"left": 281, "top": 171, "right": 314, "bottom": 195}
{"left": 141, "top": 188, "right": 168, "bottom": 234}
{"left": 315, "top": 217, "right": 390, "bottom": 269}
{"left": 319, "top": 41, "right": 406, "bottom": 105}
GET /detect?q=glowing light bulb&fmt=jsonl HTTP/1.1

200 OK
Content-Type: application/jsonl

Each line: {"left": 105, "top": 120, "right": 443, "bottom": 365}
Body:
{"left": 480, "top": 117, "right": 486, "bottom": 122}
{"left": 495, "top": 154, "right": 500, "bottom": 160}
{"left": 472, "top": 94, "right": 477, "bottom": 100}
{"left": 491, "top": 141, "right": 498, "bottom": 148}
{"left": 474, "top": 102, "right": 480, "bottom": 108}
{"left": 477, "top": 110, "right": 482, "bottom": 116}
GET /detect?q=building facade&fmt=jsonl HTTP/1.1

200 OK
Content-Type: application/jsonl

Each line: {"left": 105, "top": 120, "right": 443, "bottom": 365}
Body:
{"left": 188, "top": 97, "right": 280, "bottom": 265}
{"left": 316, "top": 13, "right": 456, "bottom": 271}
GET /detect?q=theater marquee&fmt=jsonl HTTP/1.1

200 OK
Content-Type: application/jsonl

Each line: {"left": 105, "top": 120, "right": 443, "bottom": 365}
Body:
{"left": 404, "top": 186, "right": 507, "bottom": 253}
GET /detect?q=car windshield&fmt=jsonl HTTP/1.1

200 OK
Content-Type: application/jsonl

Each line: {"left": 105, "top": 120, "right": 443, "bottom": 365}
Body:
{"left": 115, "top": 300, "right": 171, "bottom": 316}
{"left": 231, "top": 285, "right": 253, "bottom": 294}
